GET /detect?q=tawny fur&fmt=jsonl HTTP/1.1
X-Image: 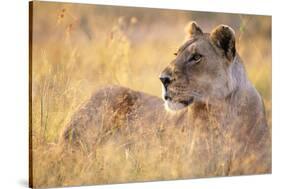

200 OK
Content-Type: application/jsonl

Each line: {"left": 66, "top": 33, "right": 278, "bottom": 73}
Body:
{"left": 61, "top": 22, "right": 271, "bottom": 176}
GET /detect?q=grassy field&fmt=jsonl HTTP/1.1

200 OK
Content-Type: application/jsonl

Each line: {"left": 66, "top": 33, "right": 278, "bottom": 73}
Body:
{"left": 30, "top": 2, "right": 271, "bottom": 188}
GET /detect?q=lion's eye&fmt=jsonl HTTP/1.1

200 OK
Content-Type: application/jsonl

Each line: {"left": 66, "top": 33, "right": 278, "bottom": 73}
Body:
{"left": 174, "top": 52, "right": 178, "bottom": 56}
{"left": 192, "top": 54, "right": 202, "bottom": 62}
{"left": 190, "top": 54, "right": 202, "bottom": 63}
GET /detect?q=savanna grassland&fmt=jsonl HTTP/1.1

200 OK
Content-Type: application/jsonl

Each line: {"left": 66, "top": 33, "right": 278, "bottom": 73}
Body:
{"left": 30, "top": 1, "right": 271, "bottom": 188}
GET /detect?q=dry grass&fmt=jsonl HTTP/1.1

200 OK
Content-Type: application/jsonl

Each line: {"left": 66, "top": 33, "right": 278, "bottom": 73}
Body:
{"left": 30, "top": 2, "right": 271, "bottom": 188}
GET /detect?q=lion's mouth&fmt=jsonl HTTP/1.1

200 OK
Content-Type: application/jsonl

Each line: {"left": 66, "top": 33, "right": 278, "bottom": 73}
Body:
{"left": 164, "top": 97, "right": 194, "bottom": 111}
{"left": 179, "top": 97, "right": 194, "bottom": 106}
{"left": 162, "top": 86, "right": 194, "bottom": 111}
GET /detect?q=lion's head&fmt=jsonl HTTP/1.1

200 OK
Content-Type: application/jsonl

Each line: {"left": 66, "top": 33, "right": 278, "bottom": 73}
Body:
{"left": 160, "top": 21, "right": 238, "bottom": 111}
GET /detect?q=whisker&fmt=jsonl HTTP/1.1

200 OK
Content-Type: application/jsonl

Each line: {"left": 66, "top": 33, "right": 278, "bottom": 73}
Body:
{"left": 169, "top": 89, "right": 203, "bottom": 99}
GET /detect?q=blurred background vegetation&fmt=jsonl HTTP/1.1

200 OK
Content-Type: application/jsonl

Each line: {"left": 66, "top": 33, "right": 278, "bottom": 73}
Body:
{"left": 31, "top": 1, "right": 271, "bottom": 187}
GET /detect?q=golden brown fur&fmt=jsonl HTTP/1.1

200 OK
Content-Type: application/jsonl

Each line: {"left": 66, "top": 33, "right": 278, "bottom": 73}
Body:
{"left": 62, "top": 22, "right": 271, "bottom": 176}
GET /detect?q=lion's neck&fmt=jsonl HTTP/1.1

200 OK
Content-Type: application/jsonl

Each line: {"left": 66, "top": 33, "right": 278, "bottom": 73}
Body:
{"left": 227, "top": 55, "right": 251, "bottom": 94}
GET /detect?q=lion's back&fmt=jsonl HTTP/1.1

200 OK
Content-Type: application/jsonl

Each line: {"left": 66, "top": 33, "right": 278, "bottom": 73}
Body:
{"left": 61, "top": 85, "right": 166, "bottom": 148}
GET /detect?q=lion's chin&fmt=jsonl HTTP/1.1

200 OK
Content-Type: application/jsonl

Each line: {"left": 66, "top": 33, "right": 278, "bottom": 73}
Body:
{"left": 164, "top": 100, "right": 187, "bottom": 112}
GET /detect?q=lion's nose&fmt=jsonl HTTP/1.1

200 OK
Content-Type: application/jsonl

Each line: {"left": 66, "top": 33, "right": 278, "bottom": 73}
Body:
{"left": 164, "top": 93, "right": 171, "bottom": 101}
{"left": 160, "top": 75, "right": 171, "bottom": 87}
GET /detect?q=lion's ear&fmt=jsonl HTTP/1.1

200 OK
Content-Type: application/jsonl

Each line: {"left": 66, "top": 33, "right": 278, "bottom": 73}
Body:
{"left": 210, "top": 25, "right": 236, "bottom": 61}
{"left": 185, "top": 21, "right": 203, "bottom": 37}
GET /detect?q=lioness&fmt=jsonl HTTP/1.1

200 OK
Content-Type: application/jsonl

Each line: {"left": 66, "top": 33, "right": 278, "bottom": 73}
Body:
{"left": 62, "top": 22, "right": 271, "bottom": 176}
